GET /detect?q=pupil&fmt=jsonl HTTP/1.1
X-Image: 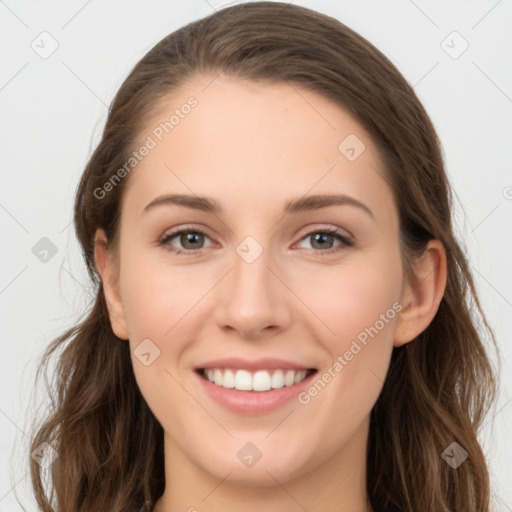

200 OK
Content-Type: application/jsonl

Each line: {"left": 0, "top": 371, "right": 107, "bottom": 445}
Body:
{"left": 182, "top": 233, "right": 203, "bottom": 249}
{"left": 312, "top": 233, "right": 332, "bottom": 249}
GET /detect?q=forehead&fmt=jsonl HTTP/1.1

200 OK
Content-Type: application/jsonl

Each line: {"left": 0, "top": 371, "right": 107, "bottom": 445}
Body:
{"left": 121, "top": 73, "right": 396, "bottom": 227}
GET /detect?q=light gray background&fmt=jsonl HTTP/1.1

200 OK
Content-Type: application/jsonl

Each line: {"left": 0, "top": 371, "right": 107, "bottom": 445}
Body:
{"left": 1, "top": 0, "right": 511, "bottom": 510}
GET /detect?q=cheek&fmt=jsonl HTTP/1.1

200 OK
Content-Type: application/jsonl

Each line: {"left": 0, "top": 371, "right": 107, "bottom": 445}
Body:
{"left": 293, "top": 249, "right": 403, "bottom": 352}
{"left": 119, "top": 255, "right": 201, "bottom": 435}
{"left": 293, "top": 249, "right": 402, "bottom": 425}
{"left": 119, "top": 252, "right": 203, "bottom": 341}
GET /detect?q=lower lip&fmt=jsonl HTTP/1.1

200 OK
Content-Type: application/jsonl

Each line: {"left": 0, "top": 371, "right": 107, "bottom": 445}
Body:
{"left": 194, "top": 370, "right": 317, "bottom": 415}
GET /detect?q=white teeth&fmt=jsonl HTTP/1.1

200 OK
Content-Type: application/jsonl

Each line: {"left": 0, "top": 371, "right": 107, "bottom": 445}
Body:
{"left": 253, "top": 370, "right": 272, "bottom": 391}
{"left": 202, "top": 368, "right": 311, "bottom": 391}
{"left": 294, "top": 370, "right": 307, "bottom": 384}
{"left": 223, "top": 369, "right": 235, "bottom": 388}
{"left": 234, "top": 369, "right": 252, "bottom": 391}
{"left": 271, "top": 369, "right": 284, "bottom": 389}
{"left": 284, "top": 370, "right": 295, "bottom": 386}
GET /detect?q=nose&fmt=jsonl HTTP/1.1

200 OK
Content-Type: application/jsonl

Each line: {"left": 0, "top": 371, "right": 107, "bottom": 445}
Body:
{"left": 214, "top": 241, "right": 292, "bottom": 341}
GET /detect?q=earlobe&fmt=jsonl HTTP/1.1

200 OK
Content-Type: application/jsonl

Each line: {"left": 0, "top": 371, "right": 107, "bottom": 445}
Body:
{"left": 393, "top": 239, "right": 447, "bottom": 347}
{"left": 93, "top": 229, "right": 130, "bottom": 340}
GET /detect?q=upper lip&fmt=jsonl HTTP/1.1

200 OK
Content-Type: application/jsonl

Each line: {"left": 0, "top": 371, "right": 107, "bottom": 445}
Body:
{"left": 196, "top": 357, "right": 316, "bottom": 372}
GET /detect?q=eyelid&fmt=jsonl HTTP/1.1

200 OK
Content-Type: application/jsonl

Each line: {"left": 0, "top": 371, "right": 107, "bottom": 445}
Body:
{"left": 160, "top": 223, "right": 212, "bottom": 239}
{"left": 295, "top": 223, "right": 352, "bottom": 241}
{"left": 160, "top": 223, "right": 352, "bottom": 240}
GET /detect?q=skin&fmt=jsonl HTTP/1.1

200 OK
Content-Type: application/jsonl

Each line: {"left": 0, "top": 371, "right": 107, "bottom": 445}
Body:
{"left": 94, "top": 73, "right": 447, "bottom": 512}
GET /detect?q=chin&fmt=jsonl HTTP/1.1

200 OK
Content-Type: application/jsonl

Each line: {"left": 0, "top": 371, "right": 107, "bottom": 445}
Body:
{"left": 194, "top": 441, "right": 315, "bottom": 487}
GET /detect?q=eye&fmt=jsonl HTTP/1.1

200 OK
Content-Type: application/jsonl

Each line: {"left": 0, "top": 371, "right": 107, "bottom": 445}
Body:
{"left": 158, "top": 225, "right": 354, "bottom": 256}
{"left": 295, "top": 227, "right": 354, "bottom": 255}
{"left": 159, "top": 226, "right": 213, "bottom": 255}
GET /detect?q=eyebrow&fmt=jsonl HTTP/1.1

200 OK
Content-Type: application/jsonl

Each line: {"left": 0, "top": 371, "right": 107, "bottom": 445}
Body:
{"left": 142, "top": 193, "right": 374, "bottom": 219}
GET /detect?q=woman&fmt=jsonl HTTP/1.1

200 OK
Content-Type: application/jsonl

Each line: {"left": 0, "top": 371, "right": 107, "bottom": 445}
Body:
{"left": 29, "top": 2, "right": 498, "bottom": 511}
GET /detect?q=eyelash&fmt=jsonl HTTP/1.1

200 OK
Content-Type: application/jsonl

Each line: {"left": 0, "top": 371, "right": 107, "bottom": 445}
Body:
{"left": 158, "top": 224, "right": 354, "bottom": 257}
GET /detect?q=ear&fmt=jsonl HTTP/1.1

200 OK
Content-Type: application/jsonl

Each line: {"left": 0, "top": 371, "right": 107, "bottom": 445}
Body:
{"left": 394, "top": 239, "right": 447, "bottom": 347}
{"left": 94, "top": 228, "right": 129, "bottom": 340}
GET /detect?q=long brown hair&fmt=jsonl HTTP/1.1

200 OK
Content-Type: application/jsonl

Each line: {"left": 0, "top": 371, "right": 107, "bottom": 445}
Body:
{"left": 26, "top": 2, "right": 499, "bottom": 511}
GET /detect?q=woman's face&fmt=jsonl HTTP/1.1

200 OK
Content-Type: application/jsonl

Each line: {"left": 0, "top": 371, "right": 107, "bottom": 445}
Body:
{"left": 99, "top": 73, "right": 412, "bottom": 486}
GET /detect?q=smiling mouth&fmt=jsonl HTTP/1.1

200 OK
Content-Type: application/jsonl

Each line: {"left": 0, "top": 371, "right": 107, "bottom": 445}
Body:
{"left": 196, "top": 367, "right": 317, "bottom": 392}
